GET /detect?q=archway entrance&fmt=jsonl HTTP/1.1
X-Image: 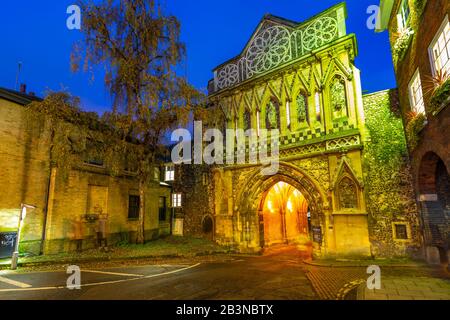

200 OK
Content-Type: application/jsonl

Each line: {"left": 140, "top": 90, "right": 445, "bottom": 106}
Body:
{"left": 260, "top": 182, "right": 311, "bottom": 247}
{"left": 418, "top": 152, "right": 450, "bottom": 264}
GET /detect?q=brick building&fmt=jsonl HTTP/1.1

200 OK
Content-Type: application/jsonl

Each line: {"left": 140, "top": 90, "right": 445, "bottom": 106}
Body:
{"left": 378, "top": 0, "right": 449, "bottom": 264}
{"left": 0, "top": 87, "right": 173, "bottom": 256}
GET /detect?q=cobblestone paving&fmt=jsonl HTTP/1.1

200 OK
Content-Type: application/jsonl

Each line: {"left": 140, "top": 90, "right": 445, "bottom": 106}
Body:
{"left": 305, "top": 266, "right": 366, "bottom": 300}
{"left": 306, "top": 263, "right": 450, "bottom": 300}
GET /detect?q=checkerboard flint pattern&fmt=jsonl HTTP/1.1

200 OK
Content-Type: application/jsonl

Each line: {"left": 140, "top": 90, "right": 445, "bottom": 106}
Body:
{"left": 280, "top": 128, "right": 326, "bottom": 145}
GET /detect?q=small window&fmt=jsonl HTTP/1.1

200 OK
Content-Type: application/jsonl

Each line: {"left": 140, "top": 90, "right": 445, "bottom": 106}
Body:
{"left": 315, "top": 92, "right": 322, "bottom": 122}
{"left": 393, "top": 223, "right": 409, "bottom": 240}
{"left": 158, "top": 197, "right": 167, "bottom": 221}
{"left": 128, "top": 195, "right": 140, "bottom": 219}
{"left": 202, "top": 173, "right": 208, "bottom": 186}
{"left": 85, "top": 158, "right": 104, "bottom": 167}
{"left": 165, "top": 165, "right": 175, "bottom": 182}
{"left": 172, "top": 193, "right": 182, "bottom": 208}
{"left": 285, "top": 101, "right": 291, "bottom": 129}
{"left": 256, "top": 110, "right": 261, "bottom": 136}
{"left": 397, "top": 0, "right": 410, "bottom": 31}
{"left": 429, "top": 16, "right": 450, "bottom": 76}
{"left": 408, "top": 69, "right": 425, "bottom": 114}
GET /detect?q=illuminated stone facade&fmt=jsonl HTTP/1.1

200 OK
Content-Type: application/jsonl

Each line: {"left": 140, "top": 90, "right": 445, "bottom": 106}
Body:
{"left": 0, "top": 88, "right": 172, "bottom": 256}
{"left": 180, "top": 3, "right": 422, "bottom": 258}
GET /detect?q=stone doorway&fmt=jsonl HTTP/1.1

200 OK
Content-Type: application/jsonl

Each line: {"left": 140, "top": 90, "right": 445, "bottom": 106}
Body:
{"left": 259, "top": 181, "right": 311, "bottom": 250}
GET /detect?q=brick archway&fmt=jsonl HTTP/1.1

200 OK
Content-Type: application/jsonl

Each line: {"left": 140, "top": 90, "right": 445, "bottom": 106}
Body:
{"left": 418, "top": 152, "right": 450, "bottom": 264}
{"left": 235, "top": 162, "right": 330, "bottom": 253}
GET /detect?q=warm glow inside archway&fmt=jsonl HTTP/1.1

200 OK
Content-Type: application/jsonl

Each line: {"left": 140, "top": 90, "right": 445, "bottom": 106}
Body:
{"left": 262, "top": 181, "right": 310, "bottom": 247}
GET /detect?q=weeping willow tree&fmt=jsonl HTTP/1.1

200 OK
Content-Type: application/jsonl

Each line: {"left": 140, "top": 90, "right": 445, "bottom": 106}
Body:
{"left": 72, "top": 0, "right": 205, "bottom": 243}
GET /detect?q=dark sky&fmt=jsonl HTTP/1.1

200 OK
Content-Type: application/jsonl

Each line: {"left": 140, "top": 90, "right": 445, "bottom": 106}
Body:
{"left": 0, "top": 0, "right": 394, "bottom": 114}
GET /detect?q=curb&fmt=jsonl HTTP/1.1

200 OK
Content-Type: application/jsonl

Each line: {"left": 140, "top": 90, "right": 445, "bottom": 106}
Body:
{"left": 302, "top": 259, "right": 426, "bottom": 268}
{"left": 0, "top": 250, "right": 236, "bottom": 270}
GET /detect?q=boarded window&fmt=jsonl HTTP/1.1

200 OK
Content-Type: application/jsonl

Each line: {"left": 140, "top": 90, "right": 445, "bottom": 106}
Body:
{"left": 87, "top": 186, "right": 108, "bottom": 215}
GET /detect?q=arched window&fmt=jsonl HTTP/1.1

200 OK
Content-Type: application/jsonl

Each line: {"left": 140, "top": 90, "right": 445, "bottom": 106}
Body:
{"left": 243, "top": 110, "right": 251, "bottom": 131}
{"left": 338, "top": 177, "right": 358, "bottom": 210}
{"left": 314, "top": 92, "right": 322, "bottom": 122}
{"left": 265, "top": 98, "right": 280, "bottom": 130}
{"left": 330, "top": 76, "right": 348, "bottom": 118}
{"left": 296, "top": 93, "right": 309, "bottom": 124}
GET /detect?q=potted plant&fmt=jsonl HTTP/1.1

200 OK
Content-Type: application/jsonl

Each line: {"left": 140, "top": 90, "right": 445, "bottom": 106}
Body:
{"left": 424, "top": 69, "right": 450, "bottom": 115}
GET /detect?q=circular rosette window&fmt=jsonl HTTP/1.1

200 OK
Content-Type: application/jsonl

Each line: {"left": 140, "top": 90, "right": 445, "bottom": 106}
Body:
{"left": 246, "top": 26, "right": 291, "bottom": 75}
{"left": 217, "top": 64, "right": 239, "bottom": 89}
{"left": 302, "top": 17, "right": 338, "bottom": 52}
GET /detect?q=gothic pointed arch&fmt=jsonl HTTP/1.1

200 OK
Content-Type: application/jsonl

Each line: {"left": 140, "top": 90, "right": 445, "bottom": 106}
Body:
{"left": 329, "top": 74, "right": 349, "bottom": 119}
{"left": 265, "top": 96, "right": 280, "bottom": 130}
{"left": 331, "top": 156, "right": 364, "bottom": 212}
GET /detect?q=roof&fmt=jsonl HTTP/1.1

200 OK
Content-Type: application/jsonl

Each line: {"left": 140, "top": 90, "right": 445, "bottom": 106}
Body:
{"left": 0, "top": 87, "right": 42, "bottom": 105}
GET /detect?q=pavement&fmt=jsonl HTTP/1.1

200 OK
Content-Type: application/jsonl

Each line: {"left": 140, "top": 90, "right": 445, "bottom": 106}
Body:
{"left": 0, "top": 246, "right": 448, "bottom": 300}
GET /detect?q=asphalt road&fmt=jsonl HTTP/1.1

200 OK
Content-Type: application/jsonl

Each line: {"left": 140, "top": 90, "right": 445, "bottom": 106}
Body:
{"left": 0, "top": 247, "right": 317, "bottom": 300}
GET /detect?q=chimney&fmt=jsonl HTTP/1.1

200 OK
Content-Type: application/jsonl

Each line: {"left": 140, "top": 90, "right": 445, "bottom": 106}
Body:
{"left": 20, "top": 83, "right": 26, "bottom": 94}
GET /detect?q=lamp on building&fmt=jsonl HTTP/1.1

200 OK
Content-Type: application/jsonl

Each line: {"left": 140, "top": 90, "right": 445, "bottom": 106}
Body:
{"left": 11, "top": 203, "right": 36, "bottom": 270}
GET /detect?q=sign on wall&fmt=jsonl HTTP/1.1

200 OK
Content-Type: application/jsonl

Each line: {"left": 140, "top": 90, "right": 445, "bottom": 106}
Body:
{"left": 0, "top": 232, "right": 17, "bottom": 258}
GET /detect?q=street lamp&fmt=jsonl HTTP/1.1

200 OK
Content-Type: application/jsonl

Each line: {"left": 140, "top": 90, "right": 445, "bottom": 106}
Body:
{"left": 11, "top": 203, "right": 36, "bottom": 270}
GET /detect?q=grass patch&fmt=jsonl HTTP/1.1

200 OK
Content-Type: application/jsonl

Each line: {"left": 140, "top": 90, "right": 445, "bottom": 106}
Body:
{"left": 0, "top": 236, "right": 232, "bottom": 267}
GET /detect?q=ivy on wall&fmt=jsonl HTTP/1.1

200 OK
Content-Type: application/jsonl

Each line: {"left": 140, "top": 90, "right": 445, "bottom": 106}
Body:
{"left": 362, "top": 90, "right": 421, "bottom": 257}
{"left": 392, "top": 0, "right": 427, "bottom": 66}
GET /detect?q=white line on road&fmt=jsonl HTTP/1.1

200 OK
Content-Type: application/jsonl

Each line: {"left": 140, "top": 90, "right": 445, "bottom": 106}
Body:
{"left": 82, "top": 270, "right": 144, "bottom": 277}
{"left": 0, "top": 263, "right": 201, "bottom": 293}
{"left": 0, "top": 276, "right": 32, "bottom": 288}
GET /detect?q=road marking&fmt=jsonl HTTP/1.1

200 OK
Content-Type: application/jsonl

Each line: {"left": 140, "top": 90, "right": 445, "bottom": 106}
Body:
{"left": 82, "top": 270, "right": 143, "bottom": 277}
{"left": 0, "top": 263, "right": 201, "bottom": 293}
{"left": 0, "top": 275, "right": 32, "bottom": 288}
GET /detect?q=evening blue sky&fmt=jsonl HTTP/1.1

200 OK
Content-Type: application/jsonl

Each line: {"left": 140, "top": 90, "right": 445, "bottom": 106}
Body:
{"left": 0, "top": 0, "right": 394, "bottom": 114}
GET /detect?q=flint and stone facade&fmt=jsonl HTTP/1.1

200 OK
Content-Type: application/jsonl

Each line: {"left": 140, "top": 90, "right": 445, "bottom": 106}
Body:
{"left": 179, "top": 3, "right": 423, "bottom": 258}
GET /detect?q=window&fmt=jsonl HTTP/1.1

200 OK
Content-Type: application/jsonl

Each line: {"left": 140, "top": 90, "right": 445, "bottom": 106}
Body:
{"left": 296, "top": 94, "right": 309, "bottom": 124}
{"left": 244, "top": 110, "right": 251, "bottom": 131}
{"left": 256, "top": 110, "right": 261, "bottom": 136}
{"left": 85, "top": 158, "right": 104, "bottom": 167}
{"left": 393, "top": 223, "right": 410, "bottom": 240}
{"left": 265, "top": 98, "right": 279, "bottom": 130}
{"left": 202, "top": 173, "right": 208, "bottom": 186}
{"left": 330, "top": 76, "right": 348, "bottom": 118}
{"left": 158, "top": 197, "right": 167, "bottom": 221}
{"left": 165, "top": 165, "right": 175, "bottom": 181}
{"left": 128, "top": 195, "right": 140, "bottom": 219}
{"left": 285, "top": 101, "right": 291, "bottom": 129}
{"left": 315, "top": 92, "right": 322, "bottom": 122}
{"left": 429, "top": 17, "right": 450, "bottom": 76}
{"left": 397, "top": 0, "right": 410, "bottom": 31}
{"left": 408, "top": 69, "right": 425, "bottom": 114}
{"left": 172, "top": 193, "right": 182, "bottom": 208}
